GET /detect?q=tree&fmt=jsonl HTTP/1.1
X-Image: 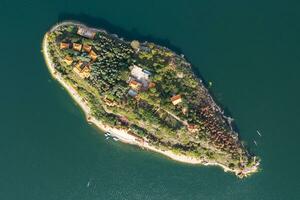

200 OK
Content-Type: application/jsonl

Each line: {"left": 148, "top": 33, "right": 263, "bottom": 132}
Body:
{"left": 130, "top": 40, "right": 140, "bottom": 50}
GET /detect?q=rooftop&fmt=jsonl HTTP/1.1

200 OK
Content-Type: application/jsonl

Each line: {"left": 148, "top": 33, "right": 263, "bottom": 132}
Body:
{"left": 77, "top": 27, "right": 96, "bottom": 39}
{"left": 128, "top": 89, "right": 138, "bottom": 97}
{"left": 131, "top": 65, "right": 150, "bottom": 81}
{"left": 171, "top": 95, "right": 182, "bottom": 105}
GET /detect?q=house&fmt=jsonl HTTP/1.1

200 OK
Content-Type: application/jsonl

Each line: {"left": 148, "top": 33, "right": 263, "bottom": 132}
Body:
{"left": 77, "top": 27, "right": 96, "bottom": 39}
{"left": 129, "top": 79, "right": 142, "bottom": 91}
{"left": 82, "top": 44, "right": 92, "bottom": 53}
{"left": 60, "top": 42, "right": 70, "bottom": 49}
{"left": 128, "top": 89, "right": 138, "bottom": 97}
{"left": 171, "top": 94, "right": 182, "bottom": 105}
{"left": 131, "top": 65, "right": 150, "bottom": 81}
{"left": 63, "top": 55, "right": 73, "bottom": 65}
{"left": 72, "top": 43, "right": 82, "bottom": 51}
{"left": 89, "top": 50, "right": 98, "bottom": 61}
{"left": 73, "top": 61, "right": 91, "bottom": 78}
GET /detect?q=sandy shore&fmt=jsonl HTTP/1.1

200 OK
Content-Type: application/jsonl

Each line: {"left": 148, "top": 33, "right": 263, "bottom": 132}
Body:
{"left": 42, "top": 22, "right": 258, "bottom": 178}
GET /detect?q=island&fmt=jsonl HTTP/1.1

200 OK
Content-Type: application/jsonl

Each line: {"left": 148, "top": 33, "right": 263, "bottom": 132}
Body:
{"left": 42, "top": 21, "right": 259, "bottom": 178}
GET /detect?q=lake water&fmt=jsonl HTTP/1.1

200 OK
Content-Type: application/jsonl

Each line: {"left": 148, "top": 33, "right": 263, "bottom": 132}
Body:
{"left": 0, "top": 0, "right": 299, "bottom": 199}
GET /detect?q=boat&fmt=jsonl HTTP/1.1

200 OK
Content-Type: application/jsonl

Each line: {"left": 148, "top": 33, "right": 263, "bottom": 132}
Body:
{"left": 113, "top": 137, "right": 119, "bottom": 141}
{"left": 253, "top": 140, "right": 258, "bottom": 146}
{"left": 86, "top": 181, "right": 90, "bottom": 188}
{"left": 256, "top": 130, "right": 262, "bottom": 137}
{"left": 105, "top": 132, "right": 111, "bottom": 137}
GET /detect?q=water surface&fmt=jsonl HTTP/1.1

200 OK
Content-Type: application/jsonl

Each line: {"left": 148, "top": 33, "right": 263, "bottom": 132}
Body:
{"left": 0, "top": 0, "right": 299, "bottom": 199}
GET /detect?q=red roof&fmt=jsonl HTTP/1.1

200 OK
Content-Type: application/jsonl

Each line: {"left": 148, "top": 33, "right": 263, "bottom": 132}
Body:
{"left": 149, "top": 82, "right": 156, "bottom": 88}
{"left": 130, "top": 80, "right": 140, "bottom": 85}
{"left": 171, "top": 95, "right": 181, "bottom": 102}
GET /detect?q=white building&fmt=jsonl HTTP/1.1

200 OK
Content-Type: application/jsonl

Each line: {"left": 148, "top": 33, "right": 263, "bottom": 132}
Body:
{"left": 131, "top": 65, "right": 151, "bottom": 81}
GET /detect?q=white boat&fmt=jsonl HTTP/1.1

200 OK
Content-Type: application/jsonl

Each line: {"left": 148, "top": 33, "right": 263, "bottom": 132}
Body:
{"left": 86, "top": 181, "right": 90, "bottom": 188}
{"left": 257, "top": 130, "right": 262, "bottom": 137}
{"left": 253, "top": 140, "right": 258, "bottom": 146}
{"left": 113, "top": 137, "right": 119, "bottom": 141}
{"left": 105, "top": 132, "right": 111, "bottom": 137}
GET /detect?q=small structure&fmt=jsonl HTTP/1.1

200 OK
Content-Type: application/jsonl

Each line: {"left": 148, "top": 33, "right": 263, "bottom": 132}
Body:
{"left": 73, "top": 61, "right": 91, "bottom": 78}
{"left": 182, "top": 107, "right": 188, "bottom": 115}
{"left": 82, "top": 44, "right": 92, "bottom": 53}
{"left": 149, "top": 82, "right": 156, "bottom": 88}
{"left": 171, "top": 94, "right": 182, "bottom": 105}
{"left": 63, "top": 55, "right": 73, "bottom": 65}
{"left": 128, "top": 89, "right": 138, "bottom": 97}
{"left": 89, "top": 50, "right": 98, "bottom": 61}
{"left": 60, "top": 42, "right": 70, "bottom": 49}
{"left": 143, "top": 69, "right": 152, "bottom": 76}
{"left": 77, "top": 27, "right": 96, "bottom": 39}
{"left": 177, "top": 72, "right": 184, "bottom": 78}
{"left": 129, "top": 80, "right": 142, "bottom": 91}
{"left": 73, "top": 43, "right": 82, "bottom": 51}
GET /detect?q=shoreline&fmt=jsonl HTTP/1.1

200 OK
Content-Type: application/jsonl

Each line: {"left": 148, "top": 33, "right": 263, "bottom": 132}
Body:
{"left": 42, "top": 22, "right": 258, "bottom": 178}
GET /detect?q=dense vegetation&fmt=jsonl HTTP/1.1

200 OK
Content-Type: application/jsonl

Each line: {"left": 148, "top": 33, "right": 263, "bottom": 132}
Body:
{"left": 45, "top": 23, "right": 258, "bottom": 175}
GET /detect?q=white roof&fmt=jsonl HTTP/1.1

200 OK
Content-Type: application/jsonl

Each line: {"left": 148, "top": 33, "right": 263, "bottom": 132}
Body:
{"left": 131, "top": 65, "right": 149, "bottom": 81}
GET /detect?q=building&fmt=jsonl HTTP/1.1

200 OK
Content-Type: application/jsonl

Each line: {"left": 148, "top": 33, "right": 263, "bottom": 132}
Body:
{"left": 72, "top": 43, "right": 82, "bottom": 51}
{"left": 77, "top": 27, "right": 96, "bottom": 39}
{"left": 128, "top": 89, "right": 138, "bottom": 97}
{"left": 63, "top": 55, "right": 73, "bottom": 65}
{"left": 73, "top": 61, "right": 91, "bottom": 78}
{"left": 60, "top": 42, "right": 70, "bottom": 49}
{"left": 89, "top": 50, "right": 98, "bottom": 61}
{"left": 129, "top": 79, "right": 142, "bottom": 91}
{"left": 171, "top": 94, "right": 182, "bottom": 105}
{"left": 131, "top": 65, "right": 150, "bottom": 81}
{"left": 82, "top": 44, "right": 92, "bottom": 53}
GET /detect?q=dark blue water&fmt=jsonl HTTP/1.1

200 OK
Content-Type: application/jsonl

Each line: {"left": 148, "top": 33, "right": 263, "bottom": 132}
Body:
{"left": 0, "top": 0, "right": 299, "bottom": 199}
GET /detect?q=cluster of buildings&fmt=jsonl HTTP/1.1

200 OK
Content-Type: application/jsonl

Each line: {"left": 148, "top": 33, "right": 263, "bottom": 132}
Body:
{"left": 126, "top": 67, "right": 188, "bottom": 118}
{"left": 59, "top": 27, "right": 99, "bottom": 79}
{"left": 127, "top": 66, "right": 184, "bottom": 107}
{"left": 127, "top": 65, "right": 153, "bottom": 98}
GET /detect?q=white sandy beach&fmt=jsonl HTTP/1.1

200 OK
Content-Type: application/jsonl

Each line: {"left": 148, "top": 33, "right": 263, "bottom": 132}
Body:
{"left": 42, "top": 22, "right": 258, "bottom": 177}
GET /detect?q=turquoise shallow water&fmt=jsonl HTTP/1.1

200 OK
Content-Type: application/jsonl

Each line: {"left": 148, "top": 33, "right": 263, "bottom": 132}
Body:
{"left": 0, "top": 0, "right": 300, "bottom": 199}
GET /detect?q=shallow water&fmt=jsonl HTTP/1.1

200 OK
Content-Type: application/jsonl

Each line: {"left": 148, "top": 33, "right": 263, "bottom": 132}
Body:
{"left": 0, "top": 0, "right": 299, "bottom": 199}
